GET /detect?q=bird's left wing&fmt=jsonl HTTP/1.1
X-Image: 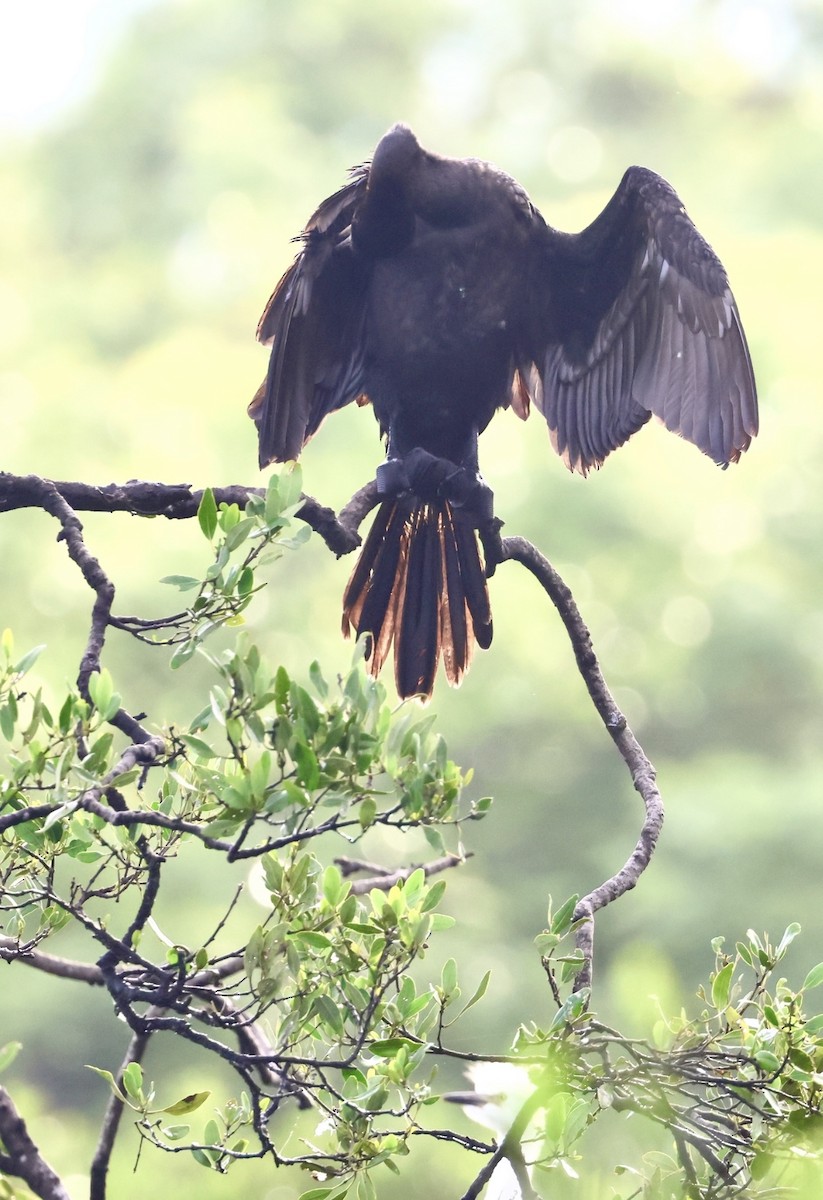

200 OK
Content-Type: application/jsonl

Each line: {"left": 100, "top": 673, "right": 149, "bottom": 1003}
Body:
{"left": 530, "top": 167, "right": 757, "bottom": 473}
{"left": 250, "top": 166, "right": 371, "bottom": 466}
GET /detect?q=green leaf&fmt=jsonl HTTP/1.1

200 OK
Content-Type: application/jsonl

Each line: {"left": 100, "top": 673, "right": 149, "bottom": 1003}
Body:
{"left": 534, "top": 931, "right": 560, "bottom": 955}
{"left": 0, "top": 1042, "right": 22, "bottom": 1074}
{"left": 86, "top": 1065, "right": 126, "bottom": 1102}
{"left": 218, "top": 502, "right": 241, "bottom": 532}
{"left": 776, "top": 922, "right": 802, "bottom": 957}
{"left": 180, "top": 734, "right": 216, "bottom": 759}
{"left": 278, "top": 462, "right": 303, "bottom": 511}
{"left": 357, "top": 1173, "right": 377, "bottom": 1200}
{"left": 313, "top": 994, "right": 345, "bottom": 1037}
{"left": 803, "top": 963, "right": 823, "bottom": 991}
{"left": 322, "top": 864, "right": 347, "bottom": 906}
{"left": 420, "top": 879, "right": 446, "bottom": 913}
{"left": 13, "top": 644, "right": 46, "bottom": 677}
{"left": 122, "top": 1061, "right": 144, "bottom": 1100}
{"left": 170, "top": 640, "right": 198, "bottom": 669}
{"left": 162, "top": 1091, "right": 211, "bottom": 1115}
{"left": 368, "top": 1038, "right": 419, "bottom": 1058}
{"left": 309, "top": 660, "right": 328, "bottom": 699}
{"left": 160, "top": 575, "right": 201, "bottom": 592}
{"left": 224, "top": 517, "right": 255, "bottom": 553}
{"left": 198, "top": 488, "right": 218, "bottom": 539}
{"left": 441, "top": 958, "right": 458, "bottom": 995}
{"left": 754, "top": 1050, "right": 782, "bottom": 1075}
{"left": 549, "top": 988, "right": 589, "bottom": 1031}
{"left": 359, "top": 796, "right": 377, "bottom": 829}
{"left": 0, "top": 701, "right": 16, "bottom": 741}
{"left": 88, "top": 669, "right": 111, "bottom": 712}
{"left": 162, "top": 1125, "right": 190, "bottom": 1141}
{"left": 711, "top": 962, "right": 735, "bottom": 1011}
{"left": 236, "top": 566, "right": 255, "bottom": 596}
{"left": 551, "top": 894, "right": 580, "bottom": 936}
{"left": 422, "top": 825, "right": 445, "bottom": 855}
{"left": 429, "top": 914, "right": 455, "bottom": 931}
{"left": 294, "top": 741, "right": 320, "bottom": 790}
{"left": 458, "top": 970, "right": 491, "bottom": 1016}
{"left": 290, "top": 930, "right": 332, "bottom": 951}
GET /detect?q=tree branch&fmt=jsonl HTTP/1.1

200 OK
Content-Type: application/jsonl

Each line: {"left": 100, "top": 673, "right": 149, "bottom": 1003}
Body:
{"left": 0, "top": 1086, "right": 71, "bottom": 1200}
{"left": 0, "top": 472, "right": 370, "bottom": 558}
{"left": 498, "top": 535, "right": 664, "bottom": 991}
{"left": 89, "top": 1029, "right": 151, "bottom": 1200}
{"left": 0, "top": 936, "right": 105, "bottom": 984}
{"left": 337, "top": 851, "right": 469, "bottom": 894}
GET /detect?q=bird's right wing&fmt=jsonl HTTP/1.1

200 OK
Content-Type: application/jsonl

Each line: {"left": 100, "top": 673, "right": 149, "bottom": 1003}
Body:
{"left": 530, "top": 167, "right": 757, "bottom": 473}
{"left": 250, "top": 166, "right": 371, "bottom": 466}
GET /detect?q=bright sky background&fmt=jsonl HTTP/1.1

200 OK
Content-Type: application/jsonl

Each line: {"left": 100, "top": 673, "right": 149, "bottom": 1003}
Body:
{"left": 0, "top": 0, "right": 160, "bottom": 134}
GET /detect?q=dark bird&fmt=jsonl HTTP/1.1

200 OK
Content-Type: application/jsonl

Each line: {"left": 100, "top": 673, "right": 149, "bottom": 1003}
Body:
{"left": 250, "top": 124, "right": 757, "bottom": 699}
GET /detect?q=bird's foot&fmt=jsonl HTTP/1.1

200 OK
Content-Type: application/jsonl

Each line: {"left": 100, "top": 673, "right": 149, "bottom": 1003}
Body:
{"left": 376, "top": 448, "right": 494, "bottom": 521}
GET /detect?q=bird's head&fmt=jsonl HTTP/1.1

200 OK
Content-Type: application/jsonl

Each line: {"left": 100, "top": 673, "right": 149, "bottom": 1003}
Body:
{"left": 369, "top": 123, "right": 423, "bottom": 183}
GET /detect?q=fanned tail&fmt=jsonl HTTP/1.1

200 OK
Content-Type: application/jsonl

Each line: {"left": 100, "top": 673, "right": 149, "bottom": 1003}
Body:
{"left": 342, "top": 499, "right": 493, "bottom": 699}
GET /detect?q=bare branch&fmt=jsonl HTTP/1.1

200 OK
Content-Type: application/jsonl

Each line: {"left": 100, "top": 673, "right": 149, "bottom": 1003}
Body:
{"left": 458, "top": 1083, "right": 547, "bottom": 1200}
{"left": 89, "top": 1029, "right": 151, "bottom": 1200}
{"left": 0, "top": 936, "right": 105, "bottom": 984}
{"left": 0, "top": 472, "right": 370, "bottom": 558}
{"left": 499, "top": 535, "right": 664, "bottom": 991}
{"left": 0, "top": 1086, "right": 71, "bottom": 1200}
{"left": 339, "top": 851, "right": 469, "bottom": 894}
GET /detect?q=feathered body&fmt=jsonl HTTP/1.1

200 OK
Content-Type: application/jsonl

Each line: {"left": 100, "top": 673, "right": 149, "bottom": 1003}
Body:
{"left": 251, "top": 124, "right": 757, "bottom": 698}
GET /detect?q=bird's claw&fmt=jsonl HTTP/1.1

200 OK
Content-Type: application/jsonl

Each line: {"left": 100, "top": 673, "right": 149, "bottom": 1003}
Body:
{"left": 377, "top": 449, "right": 494, "bottom": 522}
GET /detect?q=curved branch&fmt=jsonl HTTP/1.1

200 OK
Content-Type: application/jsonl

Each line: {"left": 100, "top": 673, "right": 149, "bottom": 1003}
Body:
{"left": 10, "top": 475, "right": 159, "bottom": 745}
{"left": 499, "top": 535, "right": 664, "bottom": 991}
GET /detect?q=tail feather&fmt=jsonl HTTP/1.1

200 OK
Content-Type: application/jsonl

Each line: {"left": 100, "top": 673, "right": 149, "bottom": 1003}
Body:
{"left": 395, "top": 506, "right": 443, "bottom": 697}
{"left": 342, "top": 498, "right": 493, "bottom": 699}
{"left": 439, "top": 507, "right": 469, "bottom": 685}
{"left": 452, "top": 512, "right": 493, "bottom": 649}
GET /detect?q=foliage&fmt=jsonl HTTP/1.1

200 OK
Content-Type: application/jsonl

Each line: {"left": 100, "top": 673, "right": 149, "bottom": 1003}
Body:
{"left": 0, "top": 474, "right": 491, "bottom": 1195}
{"left": 1, "top": 476, "right": 823, "bottom": 1198}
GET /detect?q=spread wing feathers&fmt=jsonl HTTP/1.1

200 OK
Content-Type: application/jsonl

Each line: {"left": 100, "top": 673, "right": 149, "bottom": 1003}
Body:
{"left": 534, "top": 166, "right": 758, "bottom": 474}
{"left": 342, "top": 499, "right": 493, "bottom": 699}
{"left": 250, "top": 167, "right": 371, "bottom": 466}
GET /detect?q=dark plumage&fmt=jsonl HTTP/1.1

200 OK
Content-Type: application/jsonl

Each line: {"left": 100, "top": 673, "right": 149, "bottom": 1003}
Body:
{"left": 250, "top": 123, "right": 757, "bottom": 699}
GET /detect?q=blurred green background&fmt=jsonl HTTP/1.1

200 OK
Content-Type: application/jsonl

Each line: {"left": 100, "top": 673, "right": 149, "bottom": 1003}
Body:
{"left": 2, "top": 0, "right": 822, "bottom": 1196}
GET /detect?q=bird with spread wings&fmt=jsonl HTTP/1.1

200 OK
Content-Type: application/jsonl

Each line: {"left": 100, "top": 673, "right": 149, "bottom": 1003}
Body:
{"left": 250, "top": 123, "right": 757, "bottom": 700}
